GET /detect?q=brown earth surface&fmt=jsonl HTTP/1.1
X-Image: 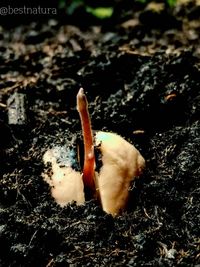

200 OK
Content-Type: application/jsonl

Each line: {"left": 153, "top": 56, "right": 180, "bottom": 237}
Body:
{"left": 0, "top": 1, "right": 200, "bottom": 266}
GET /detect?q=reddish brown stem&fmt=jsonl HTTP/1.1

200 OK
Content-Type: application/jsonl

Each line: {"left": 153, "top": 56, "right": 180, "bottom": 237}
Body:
{"left": 77, "top": 88, "right": 96, "bottom": 196}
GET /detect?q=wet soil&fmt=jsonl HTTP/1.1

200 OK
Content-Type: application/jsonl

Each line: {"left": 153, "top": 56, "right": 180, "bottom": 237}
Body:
{"left": 0, "top": 1, "right": 200, "bottom": 266}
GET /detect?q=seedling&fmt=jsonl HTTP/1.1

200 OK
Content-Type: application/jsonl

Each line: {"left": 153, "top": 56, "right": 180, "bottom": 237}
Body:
{"left": 76, "top": 88, "right": 96, "bottom": 200}
{"left": 43, "top": 88, "right": 145, "bottom": 216}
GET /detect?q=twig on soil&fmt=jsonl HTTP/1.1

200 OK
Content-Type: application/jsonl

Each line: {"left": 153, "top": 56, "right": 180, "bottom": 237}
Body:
{"left": 0, "top": 103, "right": 7, "bottom": 108}
{"left": 28, "top": 230, "right": 39, "bottom": 247}
{"left": 45, "top": 259, "right": 54, "bottom": 267}
{"left": 143, "top": 207, "right": 152, "bottom": 219}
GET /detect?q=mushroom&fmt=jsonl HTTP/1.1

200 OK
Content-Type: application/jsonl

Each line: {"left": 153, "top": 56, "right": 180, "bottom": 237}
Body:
{"left": 43, "top": 88, "right": 145, "bottom": 216}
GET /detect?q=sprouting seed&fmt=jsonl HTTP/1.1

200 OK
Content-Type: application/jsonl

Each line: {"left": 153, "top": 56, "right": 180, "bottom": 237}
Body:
{"left": 43, "top": 88, "right": 145, "bottom": 216}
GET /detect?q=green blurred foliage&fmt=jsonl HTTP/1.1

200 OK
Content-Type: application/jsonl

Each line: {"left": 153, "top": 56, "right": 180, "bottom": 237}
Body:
{"left": 59, "top": 0, "right": 84, "bottom": 15}
{"left": 59, "top": 0, "right": 177, "bottom": 19}
{"left": 136, "top": 0, "right": 177, "bottom": 6}
{"left": 86, "top": 6, "right": 113, "bottom": 19}
{"left": 167, "top": 0, "right": 177, "bottom": 7}
{"left": 59, "top": 0, "right": 114, "bottom": 19}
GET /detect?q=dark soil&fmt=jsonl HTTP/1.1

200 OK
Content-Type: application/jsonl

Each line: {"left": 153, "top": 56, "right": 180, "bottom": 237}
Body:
{"left": 0, "top": 1, "right": 200, "bottom": 266}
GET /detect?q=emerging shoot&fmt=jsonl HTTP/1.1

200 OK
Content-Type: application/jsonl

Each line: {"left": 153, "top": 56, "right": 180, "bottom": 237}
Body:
{"left": 76, "top": 88, "right": 96, "bottom": 199}
{"left": 42, "top": 87, "right": 145, "bottom": 216}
